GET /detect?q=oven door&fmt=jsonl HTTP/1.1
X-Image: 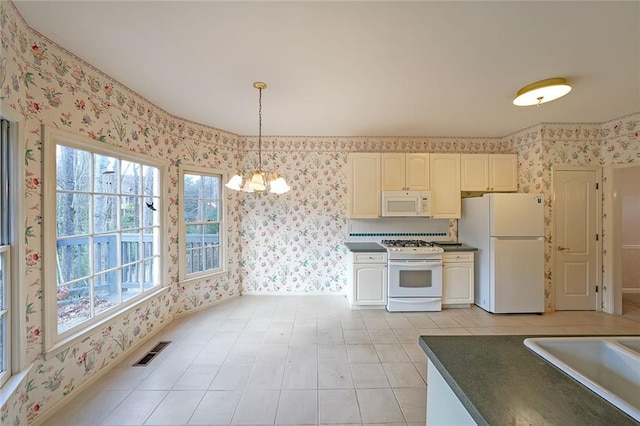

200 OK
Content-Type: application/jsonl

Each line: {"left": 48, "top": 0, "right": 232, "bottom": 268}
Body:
{"left": 388, "top": 259, "right": 443, "bottom": 298}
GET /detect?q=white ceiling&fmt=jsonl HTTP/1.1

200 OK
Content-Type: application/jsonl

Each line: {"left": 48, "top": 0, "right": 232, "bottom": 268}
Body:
{"left": 13, "top": 1, "right": 640, "bottom": 138}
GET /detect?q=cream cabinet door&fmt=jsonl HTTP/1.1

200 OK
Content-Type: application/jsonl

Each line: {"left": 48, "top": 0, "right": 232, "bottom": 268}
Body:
{"left": 382, "top": 153, "right": 429, "bottom": 190}
{"left": 442, "top": 263, "right": 474, "bottom": 305}
{"left": 354, "top": 264, "right": 387, "bottom": 305}
{"left": 430, "top": 154, "right": 461, "bottom": 218}
{"left": 461, "top": 154, "right": 489, "bottom": 191}
{"left": 489, "top": 154, "right": 518, "bottom": 192}
{"left": 381, "top": 153, "right": 406, "bottom": 190}
{"left": 348, "top": 153, "right": 381, "bottom": 218}
{"left": 405, "top": 153, "right": 430, "bottom": 190}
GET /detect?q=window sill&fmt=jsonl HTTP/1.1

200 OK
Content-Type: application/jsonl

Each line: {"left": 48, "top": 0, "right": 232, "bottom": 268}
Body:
{"left": 179, "top": 269, "right": 227, "bottom": 286}
{"left": 43, "top": 286, "right": 170, "bottom": 360}
{"left": 0, "top": 364, "right": 32, "bottom": 409}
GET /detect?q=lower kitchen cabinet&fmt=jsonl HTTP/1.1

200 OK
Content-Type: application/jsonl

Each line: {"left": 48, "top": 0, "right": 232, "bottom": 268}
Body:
{"left": 442, "top": 251, "right": 474, "bottom": 307}
{"left": 346, "top": 251, "right": 388, "bottom": 308}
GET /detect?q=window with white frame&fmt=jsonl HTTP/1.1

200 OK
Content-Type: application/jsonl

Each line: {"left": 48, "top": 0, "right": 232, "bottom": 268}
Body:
{"left": 44, "top": 128, "right": 165, "bottom": 348}
{"left": 179, "top": 166, "right": 224, "bottom": 281}
{"left": 0, "top": 119, "right": 12, "bottom": 387}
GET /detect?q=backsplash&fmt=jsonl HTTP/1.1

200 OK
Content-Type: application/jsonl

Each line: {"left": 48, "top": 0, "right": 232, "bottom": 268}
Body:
{"left": 347, "top": 218, "right": 452, "bottom": 242}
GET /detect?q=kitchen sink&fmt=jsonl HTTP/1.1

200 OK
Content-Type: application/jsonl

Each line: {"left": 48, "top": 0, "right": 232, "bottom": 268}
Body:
{"left": 524, "top": 336, "right": 640, "bottom": 421}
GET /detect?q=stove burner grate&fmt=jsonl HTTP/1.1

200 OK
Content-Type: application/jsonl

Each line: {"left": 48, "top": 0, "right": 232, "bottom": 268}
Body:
{"left": 381, "top": 239, "right": 435, "bottom": 248}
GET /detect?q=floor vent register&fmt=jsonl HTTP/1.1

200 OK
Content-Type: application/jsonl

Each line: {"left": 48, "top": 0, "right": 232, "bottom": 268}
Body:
{"left": 133, "top": 341, "right": 171, "bottom": 366}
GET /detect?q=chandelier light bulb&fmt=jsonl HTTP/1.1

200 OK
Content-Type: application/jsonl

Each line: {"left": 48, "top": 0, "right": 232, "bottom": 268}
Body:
{"left": 225, "top": 173, "right": 243, "bottom": 191}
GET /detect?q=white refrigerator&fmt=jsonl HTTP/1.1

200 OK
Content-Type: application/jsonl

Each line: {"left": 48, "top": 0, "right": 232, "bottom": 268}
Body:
{"left": 459, "top": 193, "right": 544, "bottom": 313}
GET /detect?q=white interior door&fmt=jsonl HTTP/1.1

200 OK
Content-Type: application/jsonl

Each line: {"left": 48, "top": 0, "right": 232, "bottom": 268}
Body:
{"left": 554, "top": 168, "right": 599, "bottom": 310}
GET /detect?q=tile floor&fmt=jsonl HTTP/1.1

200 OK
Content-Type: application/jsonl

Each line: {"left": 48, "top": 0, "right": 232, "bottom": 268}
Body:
{"left": 44, "top": 295, "right": 640, "bottom": 426}
{"left": 623, "top": 292, "right": 640, "bottom": 322}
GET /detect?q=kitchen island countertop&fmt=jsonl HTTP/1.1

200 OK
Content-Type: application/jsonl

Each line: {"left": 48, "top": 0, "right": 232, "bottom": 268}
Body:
{"left": 419, "top": 335, "right": 637, "bottom": 425}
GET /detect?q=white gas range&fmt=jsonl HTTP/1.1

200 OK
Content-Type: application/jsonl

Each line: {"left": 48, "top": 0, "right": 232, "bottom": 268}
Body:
{"left": 379, "top": 239, "right": 444, "bottom": 312}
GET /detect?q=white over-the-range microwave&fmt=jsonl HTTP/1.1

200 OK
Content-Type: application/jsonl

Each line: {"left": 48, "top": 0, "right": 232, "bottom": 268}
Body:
{"left": 381, "top": 190, "right": 432, "bottom": 217}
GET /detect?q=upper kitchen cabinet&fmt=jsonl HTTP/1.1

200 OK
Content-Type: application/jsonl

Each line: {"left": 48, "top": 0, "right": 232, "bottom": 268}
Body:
{"left": 489, "top": 154, "right": 518, "bottom": 191}
{"left": 381, "top": 153, "right": 430, "bottom": 190}
{"left": 461, "top": 154, "right": 518, "bottom": 192}
{"left": 347, "top": 153, "right": 381, "bottom": 218}
{"left": 430, "top": 153, "right": 461, "bottom": 218}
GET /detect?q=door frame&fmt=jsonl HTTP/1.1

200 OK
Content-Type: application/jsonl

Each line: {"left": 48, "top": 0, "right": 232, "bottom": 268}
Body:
{"left": 551, "top": 165, "right": 602, "bottom": 311}
{"left": 603, "top": 163, "right": 640, "bottom": 315}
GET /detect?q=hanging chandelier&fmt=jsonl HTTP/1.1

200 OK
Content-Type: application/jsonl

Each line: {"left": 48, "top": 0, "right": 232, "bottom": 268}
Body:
{"left": 225, "top": 82, "right": 290, "bottom": 194}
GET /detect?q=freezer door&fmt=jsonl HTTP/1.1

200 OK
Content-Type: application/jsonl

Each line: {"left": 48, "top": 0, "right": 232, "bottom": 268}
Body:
{"left": 490, "top": 193, "right": 544, "bottom": 237}
{"left": 490, "top": 238, "right": 544, "bottom": 313}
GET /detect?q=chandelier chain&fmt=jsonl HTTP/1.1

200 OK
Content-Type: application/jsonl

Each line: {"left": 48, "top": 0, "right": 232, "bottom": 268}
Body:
{"left": 258, "top": 85, "right": 262, "bottom": 170}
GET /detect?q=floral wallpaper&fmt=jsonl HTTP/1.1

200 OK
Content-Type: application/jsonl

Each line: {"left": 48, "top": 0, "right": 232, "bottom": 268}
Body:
{"left": 507, "top": 123, "right": 603, "bottom": 310}
{"left": 0, "top": 2, "right": 243, "bottom": 423}
{"left": 600, "top": 113, "right": 640, "bottom": 165}
{"left": 1, "top": 0, "right": 639, "bottom": 424}
{"left": 239, "top": 137, "right": 509, "bottom": 294}
{"left": 507, "top": 114, "right": 640, "bottom": 310}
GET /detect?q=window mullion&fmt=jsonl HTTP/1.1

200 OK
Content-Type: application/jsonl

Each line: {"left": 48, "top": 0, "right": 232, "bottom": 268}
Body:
{"left": 0, "top": 119, "right": 11, "bottom": 384}
{"left": 0, "top": 248, "right": 9, "bottom": 377}
{"left": 116, "top": 177, "right": 123, "bottom": 305}
{"left": 89, "top": 154, "right": 95, "bottom": 320}
{"left": 0, "top": 120, "right": 9, "bottom": 244}
{"left": 138, "top": 194, "right": 143, "bottom": 292}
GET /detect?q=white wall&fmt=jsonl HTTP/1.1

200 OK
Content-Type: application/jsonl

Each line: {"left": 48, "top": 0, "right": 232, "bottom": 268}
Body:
{"left": 621, "top": 166, "right": 640, "bottom": 291}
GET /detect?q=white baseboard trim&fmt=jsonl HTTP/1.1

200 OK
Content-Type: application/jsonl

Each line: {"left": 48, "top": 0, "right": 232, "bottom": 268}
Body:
{"left": 172, "top": 293, "right": 240, "bottom": 318}
{"left": 240, "top": 291, "right": 347, "bottom": 296}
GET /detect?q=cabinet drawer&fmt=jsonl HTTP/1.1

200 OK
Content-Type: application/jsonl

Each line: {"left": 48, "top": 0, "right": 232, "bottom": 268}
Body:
{"left": 443, "top": 252, "right": 474, "bottom": 263}
{"left": 353, "top": 252, "right": 388, "bottom": 263}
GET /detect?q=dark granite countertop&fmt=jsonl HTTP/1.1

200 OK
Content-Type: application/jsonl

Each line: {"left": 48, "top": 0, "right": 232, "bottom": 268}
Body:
{"left": 419, "top": 335, "right": 637, "bottom": 426}
{"left": 433, "top": 242, "right": 477, "bottom": 252}
{"left": 344, "top": 242, "right": 386, "bottom": 252}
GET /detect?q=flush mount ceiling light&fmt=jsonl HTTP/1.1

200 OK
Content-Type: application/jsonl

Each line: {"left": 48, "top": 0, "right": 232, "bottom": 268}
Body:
{"left": 513, "top": 77, "right": 572, "bottom": 107}
{"left": 225, "top": 82, "right": 290, "bottom": 195}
